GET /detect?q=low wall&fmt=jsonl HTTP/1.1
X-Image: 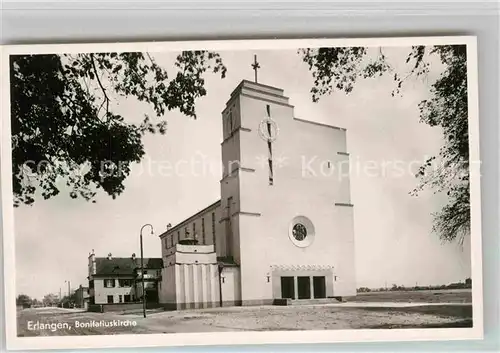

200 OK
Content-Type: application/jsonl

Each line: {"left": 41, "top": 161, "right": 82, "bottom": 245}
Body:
{"left": 102, "top": 303, "right": 143, "bottom": 312}
{"left": 89, "top": 302, "right": 164, "bottom": 313}
{"left": 272, "top": 299, "right": 288, "bottom": 306}
{"left": 162, "top": 299, "right": 277, "bottom": 311}
{"left": 88, "top": 304, "right": 103, "bottom": 313}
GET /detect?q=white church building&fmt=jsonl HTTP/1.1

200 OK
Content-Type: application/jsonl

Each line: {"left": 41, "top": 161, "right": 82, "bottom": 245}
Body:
{"left": 158, "top": 77, "right": 356, "bottom": 310}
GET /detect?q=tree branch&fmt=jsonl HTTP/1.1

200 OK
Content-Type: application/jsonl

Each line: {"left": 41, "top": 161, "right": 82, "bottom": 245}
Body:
{"left": 90, "top": 54, "right": 110, "bottom": 119}
{"left": 146, "top": 52, "right": 155, "bottom": 66}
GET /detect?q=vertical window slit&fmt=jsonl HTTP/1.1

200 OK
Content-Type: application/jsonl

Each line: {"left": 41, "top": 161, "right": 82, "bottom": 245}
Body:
{"left": 266, "top": 104, "right": 274, "bottom": 185}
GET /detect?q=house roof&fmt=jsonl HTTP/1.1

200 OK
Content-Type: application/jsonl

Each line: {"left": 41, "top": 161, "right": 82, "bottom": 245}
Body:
{"left": 94, "top": 257, "right": 163, "bottom": 276}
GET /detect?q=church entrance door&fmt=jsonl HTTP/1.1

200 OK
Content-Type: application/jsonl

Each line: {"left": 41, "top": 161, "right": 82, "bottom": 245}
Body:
{"left": 313, "top": 276, "right": 326, "bottom": 298}
{"left": 297, "top": 277, "right": 311, "bottom": 299}
{"left": 280, "top": 277, "right": 295, "bottom": 299}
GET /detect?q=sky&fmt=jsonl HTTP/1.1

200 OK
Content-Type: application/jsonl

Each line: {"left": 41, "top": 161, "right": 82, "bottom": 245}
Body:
{"left": 14, "top": 46, "right": 471, "bottom": 300}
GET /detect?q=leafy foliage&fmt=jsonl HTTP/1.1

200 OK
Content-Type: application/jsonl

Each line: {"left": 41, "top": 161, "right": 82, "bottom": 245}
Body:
{"left": 16, "top": 294, "right": 32, "bottom": 306}
{"left": 11, "top": 51, "right": 226, "bottom": 206}
{"left": 413, "top": 46, "right": 469, "bottom": 244}
{"left": 300, "top": 47, "right": 367, "bottom": 100}
{"left": 42, "top": 293, "right": 60, "bottom": 306}
{"left": 301, "top": 45, "right": 470, "bottom": 243}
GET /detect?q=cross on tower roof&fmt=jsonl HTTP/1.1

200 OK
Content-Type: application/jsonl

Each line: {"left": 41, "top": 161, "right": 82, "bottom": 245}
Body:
{"left": 251, "top": 54, "right": 260, "bottom": 83}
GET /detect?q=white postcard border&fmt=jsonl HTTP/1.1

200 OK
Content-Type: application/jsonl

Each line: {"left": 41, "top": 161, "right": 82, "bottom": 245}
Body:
{"left": 1, "top": 36, "right": 483, "bottom": 350}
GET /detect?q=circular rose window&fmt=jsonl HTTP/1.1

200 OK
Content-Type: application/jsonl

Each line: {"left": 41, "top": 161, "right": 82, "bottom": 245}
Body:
{"left": 289, "top": 216, "right": 315, "bottom": 248}
{"left": 292, "top": 223, "right": 307, "bottom": 241}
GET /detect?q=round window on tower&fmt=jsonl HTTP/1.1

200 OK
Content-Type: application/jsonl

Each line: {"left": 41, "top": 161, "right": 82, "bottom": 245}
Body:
{"left": 289, "top": 216, "right": 315, "bottom": 248}
{"left": 292, "top": 223, "right": 307, "bottom": 241}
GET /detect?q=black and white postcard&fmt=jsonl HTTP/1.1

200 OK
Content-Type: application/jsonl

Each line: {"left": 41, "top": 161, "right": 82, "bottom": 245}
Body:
{"left": 1, "top": 37, "right": 482, "bottom": 350}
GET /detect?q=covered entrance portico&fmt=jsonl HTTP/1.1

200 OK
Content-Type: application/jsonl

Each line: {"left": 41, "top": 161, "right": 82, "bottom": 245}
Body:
{"left": 280, "top": 275, "right": 326, "bottom": 299}
{"left": 271, "top": 265, "right": 335, "bottom": 300}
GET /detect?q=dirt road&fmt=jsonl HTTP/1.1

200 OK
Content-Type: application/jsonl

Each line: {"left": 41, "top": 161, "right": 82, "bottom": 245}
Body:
{"left": 17, "top": 300, "right": 472, "bottom": 336}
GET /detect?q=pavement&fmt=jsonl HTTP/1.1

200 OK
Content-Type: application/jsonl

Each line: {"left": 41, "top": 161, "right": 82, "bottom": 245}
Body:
{"left": 130, "top": 301, "right": 472, "bottom": 317}
{"left": 17, "top": 294, "right": 473, "bottom": 336}
{"left": 322, "top": 301, "right": 472, "bottom": 308}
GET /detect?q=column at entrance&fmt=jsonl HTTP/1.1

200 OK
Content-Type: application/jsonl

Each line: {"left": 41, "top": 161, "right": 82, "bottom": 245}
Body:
{"left": 310, "top": 276, "right": 315, "bottom": 299}
{"left": 293, "top": 277, "right": 299, "bottom": 300}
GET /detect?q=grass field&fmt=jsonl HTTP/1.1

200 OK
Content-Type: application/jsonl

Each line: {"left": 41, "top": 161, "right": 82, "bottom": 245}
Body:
{"left": 346, "top": 289, "right": 472, "bottom": 303}
{"left": 17, "top": 289, "right": 473, "bottom": 336}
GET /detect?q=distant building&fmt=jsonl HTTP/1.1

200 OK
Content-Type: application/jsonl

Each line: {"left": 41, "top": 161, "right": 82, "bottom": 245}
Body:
{"left": 74, "top": 285, "right": 90, "bottom": 309}
{"left": 87, "top": 251, "right": 163, "bottom": 306}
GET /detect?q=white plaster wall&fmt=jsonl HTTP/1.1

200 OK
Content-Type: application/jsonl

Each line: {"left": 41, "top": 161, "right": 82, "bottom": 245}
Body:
{"left": 213, "top": 206, "right": 225, "bottom": 256}
{"left": 221, "top": 131, "right": 241, "bottom": 176}
{"left": 159, "top": 265, "right": 176, "bottom": 304}
{"left": 220, "top": 177, "right": 240, "bottom": 260}
{"left": 93, "top": 278, "right": 136, "bottom": 304}
{"left": 164, "top": 244, "right": 217, "bottom": 264}
{"left": 176, "top": 244, "right": 215, "bottom": 253}
{"left": 160, "top": 244, "right": 221, "bottom": 307}
{"left": 220, "top": 267, "right": 241, "bottom": 304}
{"left": 175, "top": 264, "right": 220, "bottom": 307}
{"left": 228, "top": 84, "right": 356, "bottom": 302}
{"left": 222, "top": 95, "right": 242, "bottom": 140}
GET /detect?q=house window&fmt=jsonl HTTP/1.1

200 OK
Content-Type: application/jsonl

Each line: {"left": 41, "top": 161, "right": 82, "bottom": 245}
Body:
{"left": 193, "top": 222, "right": 196, "bottom": 239}
{"left": 124, "top": 295, "right": 131, "bottom": 303}
{"left": 104, "top": 279, "right": 115, "bottom": 288}
{"left": 184, "top": 227, "right": 188, "bottom": 238}
{"left": 118, "top": 279, "right": 132, "bottom": 287}
{"left": 202, "top": 218, "right": 206, "bottom": 244}
{"left": 107, "top": 295, "right": 114, "bottom": 304}
{"left": 118, "top": 295, "right": 123, "bottom": 303}
{"left": 165, "top": 238, "right": 168, "bottom": 249}
{"left": 177, "top": 231, "right": 180, "bottom": 244}
{"left": 143, "top": 270, "right": 148, "bottom": 275}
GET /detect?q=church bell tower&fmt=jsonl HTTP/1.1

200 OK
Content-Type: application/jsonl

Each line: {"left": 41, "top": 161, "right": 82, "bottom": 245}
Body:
{"left": 219, "top": 57, "right": 356, "bottom": 305}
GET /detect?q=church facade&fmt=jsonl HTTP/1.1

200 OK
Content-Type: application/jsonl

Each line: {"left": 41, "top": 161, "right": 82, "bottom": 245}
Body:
{"left": 158, "top": 79, "right": 356, "bottom": 309}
